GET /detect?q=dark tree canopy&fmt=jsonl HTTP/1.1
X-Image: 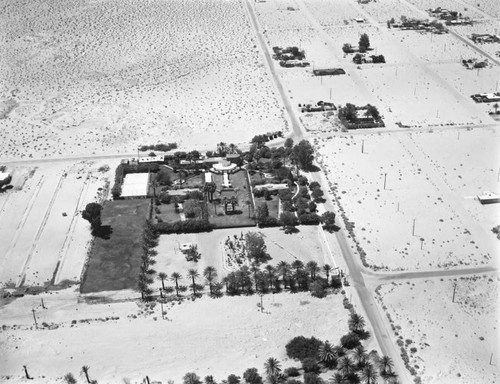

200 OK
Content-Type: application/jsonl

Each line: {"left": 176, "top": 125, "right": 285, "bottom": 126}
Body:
{"left": 292, "top": 140, "right": 315, "bottom": 171}
{"left": 243, "top": 368, "right": 263, "bottom": 384}
{"left": 359, "top": 33, "right": 370, "bottom": 50}
{"left": 285, "top": 336, "right": 322, "bottom": 361}
{"left": 82, "top": 203, "right": 103, "bottom": 230}
{"left": 245, "top": 232, "right": 271, "bottom": 264}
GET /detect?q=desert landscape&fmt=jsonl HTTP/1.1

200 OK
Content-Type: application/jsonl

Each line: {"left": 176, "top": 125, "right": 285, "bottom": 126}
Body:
{"left": 1, "top": 0, "right": 499, "bottom": 383}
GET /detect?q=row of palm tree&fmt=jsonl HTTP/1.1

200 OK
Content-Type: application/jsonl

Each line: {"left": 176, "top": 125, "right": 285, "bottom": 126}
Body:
{"left": 152, "top": 260, "right": 340, "bottom": 301}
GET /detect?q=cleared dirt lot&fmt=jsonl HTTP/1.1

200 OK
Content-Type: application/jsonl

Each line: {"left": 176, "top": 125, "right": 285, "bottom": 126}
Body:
{"left": 315, "top": 128, "right": 498, "bottom": 271}
{"left": 0, "top": 161, "right": 112, "bottom": 288}
{"left": 376, "top": 274, "right": 499, "bottom": 384}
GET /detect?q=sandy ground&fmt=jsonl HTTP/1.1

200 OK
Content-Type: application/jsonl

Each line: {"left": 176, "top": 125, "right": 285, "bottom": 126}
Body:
{"left": 0, "top": 0, "right": 287, "bottom": 160}
{"left": 0, "top": 288, "right": 351, "bottom": 384}
{"left": 0, "top": 161, "right": 115, "bottom": 288}
{"left": 314, "top": 128, "right": 499, "bottom": 271}
{"left": 375, "top": 274, "right": 499, "bottom": 384}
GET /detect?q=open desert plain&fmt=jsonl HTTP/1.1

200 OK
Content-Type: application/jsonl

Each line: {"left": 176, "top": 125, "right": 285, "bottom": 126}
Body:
{"left": 0, "top": 0, "right": 499, "bottom": 383}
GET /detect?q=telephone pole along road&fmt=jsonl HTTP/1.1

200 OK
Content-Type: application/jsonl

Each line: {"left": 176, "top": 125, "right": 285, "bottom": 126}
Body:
{"left": 245, "top": 0, "right": 412, "bottom": 382}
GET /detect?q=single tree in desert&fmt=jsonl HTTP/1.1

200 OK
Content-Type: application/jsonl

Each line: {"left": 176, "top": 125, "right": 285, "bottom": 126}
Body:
{"left": 81, "top": 365, "right": 91, "bottom": 383}
{"left": 157, "top": 272, "right": 168, "bottom": 290}
{"left": 204, "top": 266, "right": 217, "bottom": 295}
{"left": 187, "top": 269, "right": 200, "bottom": 295}
{"left": 171, "top": 272, "right": 182, "bottom": 297}
{"left": 64, "top": 373, "right": 77, "bottom": 384}
{"left": 264, "top": 357, "right": 281, "bottom": 379}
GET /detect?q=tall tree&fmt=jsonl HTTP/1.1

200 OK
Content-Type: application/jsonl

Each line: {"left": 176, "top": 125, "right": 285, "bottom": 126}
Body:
{"left": 243, "top": 368, "right": 263, "bottom": 384}
{"left": 184, "top": 372, "right": 202, "bottom": 384}
{"left": 171, "top": 272, "right": 182, "bottom": 297}
{"left": 359, "top": 33, "right": 370, "bottom": 50}
{"left": 245, "top": 232, "right": 270, "bottom": 264}
{"left": 158, "top": 272, "right": 168, "bottom": 290}
{"left": 338, "top": 356, "right": 355, "bottom": 376}
{"left": 264, "top": 357, "right": 281, "bottom": 379}
{"left": 318, "top": 340, "right": 336, "bottom": 368}
{"left": 323, "top": 264, "right": 332, "bottom": 283}
{"left": 360, "top": 364, "right": 378, "bottom": 384}
{"left": 348, "top": 313, "right": 366, "bottom": 332}
{"left": 277, "top": 261, "right": 291, "bottom": 288}
{"left": 306, "top": 261, "right": 320, "bottom": 281}
{"left": 292, "top": 140, "right": 315, "bottom": 171}
{"left": 81, "top": 365, "right": 91, "bottom": 384}
{"left": 81, "top": 203, "right": 103, "bottom": 231}
{"left": 204, "top": 266, "right": 217, "bottom": 294}
{"left": 187, "top": 269, "right": 199, "bottom": 295}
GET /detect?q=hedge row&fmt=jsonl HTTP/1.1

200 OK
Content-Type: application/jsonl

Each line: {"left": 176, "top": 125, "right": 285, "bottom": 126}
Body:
{"left": 153, "top": 219, "right": 213, "bottom": 234}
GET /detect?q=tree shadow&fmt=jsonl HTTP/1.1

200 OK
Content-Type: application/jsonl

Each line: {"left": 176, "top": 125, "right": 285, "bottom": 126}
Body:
{"left": 305, "top": 164, "right": 321, "bottom": 172}
{"left": 92, "top": 225, "right": 113, "bottom": 239}
{"left": 323, "top": 224, "right": 341, "bottom": 233}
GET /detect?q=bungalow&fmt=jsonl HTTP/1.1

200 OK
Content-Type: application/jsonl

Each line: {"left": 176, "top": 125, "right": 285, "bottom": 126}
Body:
{"left": 313, "top": 68, "right": 346, "bottom": 76}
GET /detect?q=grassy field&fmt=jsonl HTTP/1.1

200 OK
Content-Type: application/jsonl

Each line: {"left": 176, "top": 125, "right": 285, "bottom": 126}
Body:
{"left": 80, "top": 199, "right": 150, "bottom": 293}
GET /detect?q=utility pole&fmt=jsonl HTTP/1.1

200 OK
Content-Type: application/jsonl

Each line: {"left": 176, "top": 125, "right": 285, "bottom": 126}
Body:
{"left": 457, "top": 131, "right": 460, "bottom": 140}
{"left": 397, "top": 202, "right": 400, "bottom": 212}
{"left": 31, "top": 309, "right": 38, "bottom": 329}
{"left": 489, "top": 353, "right": 493, "bottom": 365}
{"left": 452, "top": 282, "right": 457, "bottom": 303}
{"left": 23, "top": 365, "right": 32, "bottom": 380}
{"left": 412, "top": 219, "right": 416, "bottom": 236}
{"left": 361, "top": 140, "right": 365, "bottom": 154}
{"left": 41, "top": 298, "right": 46, "bottom": 309}
{"left": 160, "top": 301, "right": 165, "bottom": 320}
{"left": 260, "top": 294, "right": 263, "bottom": 313}
{"left": 383, "top": 173, "right": 387, "bottom": 190}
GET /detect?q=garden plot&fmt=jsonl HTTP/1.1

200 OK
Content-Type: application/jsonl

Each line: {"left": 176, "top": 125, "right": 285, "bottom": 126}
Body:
{"left": 0, "top": 0, "right": 286, "bottom": 160}
{"left": 0, "top": 289, "right": 350, "bottom": 383}
{"left": 153, "top": 226, "right": 335, "bottom": 292}
{"left": 356, "top": 65, "right": 487, "bottom": 126}
{"left": 255, "top": 0, "right": 315, "bottom": 30}
{"left": 389, "top": 29, "right": 482, "bottom": 63}
{"left": 358, "top": 0, "right": 426, "bottom": 23}
{"left": 404, "top": 0, "right": 486, "bottom": 19}
{"left": 301, "top": 0, "right": 367, "bottom": 27}
{"left": 409, "top": 127, "right": 500, "bottom": 236}
{"left": 315, "top": 132, "right": 496, "bottom": 271}
{"left": 376, "top": 275, "right": 499, "bottom": 384}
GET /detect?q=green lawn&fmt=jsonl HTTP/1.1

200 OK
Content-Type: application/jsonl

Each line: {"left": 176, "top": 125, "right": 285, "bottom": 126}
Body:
{"left": 254, "top": 195, "right": 280, "bottom": 219}
{"left": 80, "top": 199, "right": 150, "bottom": 293}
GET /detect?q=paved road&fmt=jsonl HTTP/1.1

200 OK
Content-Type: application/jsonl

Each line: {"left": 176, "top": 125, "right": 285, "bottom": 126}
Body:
{"left": 244, "top": 0, "right": 304, "bottom": 141}
{"left": 367, "top": 265, "right": 498, "bottom": 281}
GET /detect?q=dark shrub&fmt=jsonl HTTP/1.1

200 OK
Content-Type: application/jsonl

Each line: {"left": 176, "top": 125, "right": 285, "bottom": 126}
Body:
{"left": 303, "top": 373, "right": 323, "bottom": 384}
{"left": 285, "top": 336, "right": 322, "bottom": 361}
{"left": 340, "top": 332, "right": 361, "bottom": 349}
{"left": 283, "top": 367, "right": 300, "bottom": 378}
{"left": 302, "top": 358, "right": 320, "bottom": 374}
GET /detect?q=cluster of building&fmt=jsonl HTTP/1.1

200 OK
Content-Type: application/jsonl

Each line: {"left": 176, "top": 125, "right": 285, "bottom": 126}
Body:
{"left": 461, "top": 58, "right": 488, "bottom": 69}
{"left": 299, "top": 101, "right": 336, "bottom": 113}
{"left": 427, "top": 7, "right": 472, "bottom": 25}
{"left": 470, "top": 92, "right": 500, "bottom": 103}
{"left": 469, "top": 34, "right": 500, "bottom": 44}
{"left": 388, "top": 18, "right": 447, "bottom": 34}
{"left": 272, "top": 46, "right": 310, "bottom": 68}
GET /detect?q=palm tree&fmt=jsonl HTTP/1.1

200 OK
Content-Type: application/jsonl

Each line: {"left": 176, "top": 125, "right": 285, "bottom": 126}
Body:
{"left": 203, "top": 181, "right": 217, "bottom": 202}
{"left": 138, "top": 280, "right": 148, "bottom": 300}
{"left": 158, "top": 272, "right": 168, "bottom": 290}
{"left": 205, "top": 375, "right": 216, "bottom": 384}
{"left": 264, "top": 357, "right": 281, "bottom": 378}
{"left": 360, "top": 363, "right": 378, "bottom": 384}
{"left": 348, "top": 313, "right": 366, "bottom": 332}
{"left": 277, "top": 261, "right": 291, "bottom": 288}
{"left": 291, "top": 259, "right": 304, "bottom": 273}
{"left": 264, "top": 265, "right": 276, "bottom": 290}
{"left": 319, "top": 340, "right": 336, "bottom": 367}
{"left": 323, "top": 264, "right": 332, "bottom": 283}
{"left": 171, "top": 272, "right": 182, "bottom": 297}
{"left": 306, "top": 261, "right": 320, "bottom": 281}
{"left": 352, "top": 345, "right": 368, "bottom": 370}
{"left": 187, "top": 269, "right": 199, "bottom": 295}
{"left": 329, "top": 372, "right": 346, "bottom": 384}
{"left": 81, "top": 365, "right": 91, "bottom": 383}
{"left": 338, "top": 355, "right": 356, "bottom": 376}
{"left": 204, "top": 266, "right": 217, "bottom": 294}
{"left": 378, "top": 355, "right": 393, "bottom": 374}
